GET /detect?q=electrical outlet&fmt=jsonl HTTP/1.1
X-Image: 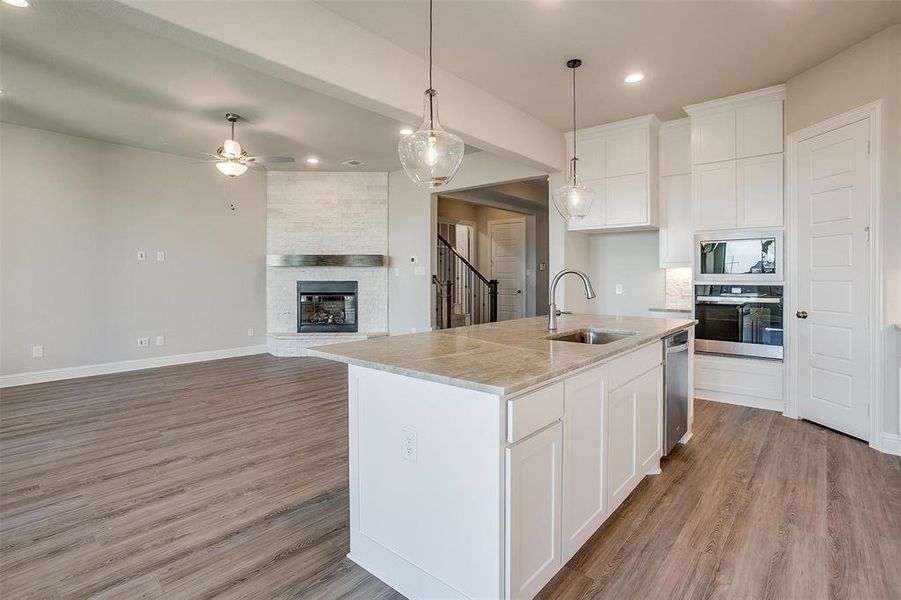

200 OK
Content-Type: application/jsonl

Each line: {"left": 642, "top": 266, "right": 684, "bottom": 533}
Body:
{"left": 414, "top": 266, "right": 426, "bottom": 276}
{"left": 400, "top": 428, "right": 418, "bottom": 463}
{"left": 155, "top": 335, "right": 165, "bottom": 347}
{"left": 137, "top": 337, "right": 149, "bottom": 348}
{"left": 32, "top": 345, "right": 44, "bottom": 358}
{"left": 136, "top": 250, "right": 146, "bottom": 261}
{"left": 615, "top": 283, "right": 624, "bottom": 295}
{"left": 156, "top": 251, "right": 165, "bottom": 262}
{"left": 247, "top": 327, "right": 255, "bottom": 337}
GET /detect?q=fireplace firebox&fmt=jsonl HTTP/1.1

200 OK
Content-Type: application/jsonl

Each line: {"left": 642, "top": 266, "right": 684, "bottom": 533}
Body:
{"left": 297, "top": 281, "right": 358, "bottom": 333}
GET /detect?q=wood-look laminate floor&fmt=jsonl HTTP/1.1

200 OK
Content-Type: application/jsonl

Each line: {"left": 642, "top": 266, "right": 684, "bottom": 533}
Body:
{"left": 1, "top": 355, "right": 899, "bottom": 599}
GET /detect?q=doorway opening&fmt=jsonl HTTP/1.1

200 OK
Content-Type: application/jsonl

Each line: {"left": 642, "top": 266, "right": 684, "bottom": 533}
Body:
{"left": 433, "top": 177, "right": 550, "bottom": 329}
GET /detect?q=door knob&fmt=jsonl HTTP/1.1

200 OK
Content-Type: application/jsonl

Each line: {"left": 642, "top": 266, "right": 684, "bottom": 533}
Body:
{"left": 796, "top": 310, "right": 808, "bottom": 319}
{"left": 516, "top": 289, "right": 522, "bottom": 294}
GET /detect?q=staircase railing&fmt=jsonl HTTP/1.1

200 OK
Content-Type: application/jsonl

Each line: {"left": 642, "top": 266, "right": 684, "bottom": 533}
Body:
{"left": 434, "top": 233, "right": 498, "bottom": 329}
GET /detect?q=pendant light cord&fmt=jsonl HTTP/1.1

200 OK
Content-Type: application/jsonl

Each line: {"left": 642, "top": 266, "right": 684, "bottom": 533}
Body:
{"left": 428, "top": 0, "right": 435, "bottom": 129}
{"left": 572, "top": 65, "right": 578, "bottom": 183}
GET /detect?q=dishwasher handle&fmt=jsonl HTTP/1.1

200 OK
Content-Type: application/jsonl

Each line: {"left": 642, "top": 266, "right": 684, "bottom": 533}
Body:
{"left": 666, "top": 342, "right": 689, "bottom": 354}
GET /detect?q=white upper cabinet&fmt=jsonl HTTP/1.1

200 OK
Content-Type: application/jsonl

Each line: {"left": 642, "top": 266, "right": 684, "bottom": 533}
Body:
{"left": 736, "top": 99, "right": 784, "bottom": 158}
{"left": 691, "top": 111, "right": 736, "bottom": 164}
{"left": 658, "top": 119, "right": 693, "bottom": 268}
{"left": 605, "top": 174, "right": 648, "bottom": 226}
{"left": 605, "top": 128, "right": 648, "bottom": 177}
{"left": 659, "top": 119, "right": 692, "bottom": 176}
{"left": 659, "top": 174, "right": 692, "bottom": 267}
{"left": 737, "top": 154, "right": 784, "bottom": 228}
{"left": 693, "top": 161, "right": 737, "bottom": 231}
{"left": 577, "top": 136, "right": 606, "bottom": 180}
{"left": 684, "top": 85, "right": 785, "bottom": 232}
{"left": 567, "top": 115, "right": 659, "bottom": 233}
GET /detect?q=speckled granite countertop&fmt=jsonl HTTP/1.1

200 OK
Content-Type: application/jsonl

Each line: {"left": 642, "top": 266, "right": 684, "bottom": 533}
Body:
{"left": 307, "top": 314, "right": 696, "bottom": 396}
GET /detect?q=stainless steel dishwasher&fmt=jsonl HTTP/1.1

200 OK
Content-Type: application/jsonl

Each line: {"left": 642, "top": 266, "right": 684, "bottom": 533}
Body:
{"left": 663, "top": 330, "right": 690, "bottom": 456}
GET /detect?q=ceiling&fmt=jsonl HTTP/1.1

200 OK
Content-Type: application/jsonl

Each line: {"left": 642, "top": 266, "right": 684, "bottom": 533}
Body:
{"left": 318, "top": 0, "right": 901, "bottom": 129}
{"left": 0, "top": 1, "right": 419, "bottom": 171}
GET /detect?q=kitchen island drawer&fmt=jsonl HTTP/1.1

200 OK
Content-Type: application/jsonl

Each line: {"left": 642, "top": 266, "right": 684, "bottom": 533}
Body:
{"left": 608, "top": 342, "right": 663, "bottom": 390}
{"left": 507, "top": 382, "right": 564, "bottom": 444}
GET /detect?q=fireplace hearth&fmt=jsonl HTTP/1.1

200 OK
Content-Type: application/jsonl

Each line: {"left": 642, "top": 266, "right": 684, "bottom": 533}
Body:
{"left": 297, "top": 281, "right": 358, "bottom": 333}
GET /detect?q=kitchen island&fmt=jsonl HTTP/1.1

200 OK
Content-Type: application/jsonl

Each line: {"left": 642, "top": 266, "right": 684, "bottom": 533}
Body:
{"left": 310, "top": 314, "right": 695, "bottom": 600}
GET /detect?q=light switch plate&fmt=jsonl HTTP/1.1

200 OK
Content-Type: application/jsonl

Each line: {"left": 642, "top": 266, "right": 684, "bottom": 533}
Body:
{"left": 32, "top": 345, "right": 44, "bottom": 358}
{"left": 615, "top": 284, "right": 624, "bottom": 295}
{"left": 136, "top": 250, "right": 146, "bottom": 261}
{"left": 155, "top": 335, "right": 165, "bottom": 346}
{"left": 156, "top": 251, "right": 165, "bottom": 262}
{"left": 137, "top": 337, "right": 149, "bottom": 348}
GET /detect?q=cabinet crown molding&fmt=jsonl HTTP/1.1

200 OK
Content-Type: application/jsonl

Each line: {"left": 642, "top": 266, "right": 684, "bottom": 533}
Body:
{"left": 660, "top": 117, "right": 691, "bottom": 130}
{"left": 565, "top": 113, "right": 661, "bottom": 141}
{"left": 683, "top": 84, "right": 786, "bottom": 116}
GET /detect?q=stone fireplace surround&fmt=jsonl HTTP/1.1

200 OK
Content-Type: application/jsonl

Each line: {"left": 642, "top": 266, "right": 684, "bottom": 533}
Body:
{"left": 266, "top": 172, "right": 388, "bottom": 356}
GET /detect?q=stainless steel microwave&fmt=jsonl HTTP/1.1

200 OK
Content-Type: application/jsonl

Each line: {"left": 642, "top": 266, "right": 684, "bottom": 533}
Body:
{"left": 694, "top": 231, "right": 783, "bottom": 283}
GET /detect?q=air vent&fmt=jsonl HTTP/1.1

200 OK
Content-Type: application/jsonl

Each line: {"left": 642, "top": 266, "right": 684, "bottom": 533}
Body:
{"left": 342, "top": 159, "right": 365, "bottom": 167}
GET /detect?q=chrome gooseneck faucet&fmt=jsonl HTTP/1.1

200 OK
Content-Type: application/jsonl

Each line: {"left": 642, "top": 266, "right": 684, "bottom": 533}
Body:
{"left": 548, "top": 269, "right": 596, "bottom": 331}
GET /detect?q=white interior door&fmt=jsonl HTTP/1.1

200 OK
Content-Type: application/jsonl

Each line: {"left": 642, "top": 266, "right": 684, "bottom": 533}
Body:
{"left": 796, "top": 118, "right": 871, "bottom": 441}
{"left": 489, "top": 219, "right": 526, "bottom": 321}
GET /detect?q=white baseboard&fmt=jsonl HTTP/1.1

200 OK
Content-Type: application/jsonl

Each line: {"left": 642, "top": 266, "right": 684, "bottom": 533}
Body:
{"left": 0, "top": 345, "right": 268, "bottom": 388}
{"left": 695, "top": 389, "right": 784, "bottom": 412}
{"left": 875, "top": 432, "right": 901, "bottom": 457}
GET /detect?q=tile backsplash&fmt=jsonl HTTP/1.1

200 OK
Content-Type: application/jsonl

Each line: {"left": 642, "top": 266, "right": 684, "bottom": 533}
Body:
{"left": 665, "top": 267, "right": 693, "bottom": 310}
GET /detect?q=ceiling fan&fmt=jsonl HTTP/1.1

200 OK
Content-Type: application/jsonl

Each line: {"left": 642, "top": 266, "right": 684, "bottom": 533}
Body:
{"left": 199, "top": 113, "right": 294, "bottom": 177}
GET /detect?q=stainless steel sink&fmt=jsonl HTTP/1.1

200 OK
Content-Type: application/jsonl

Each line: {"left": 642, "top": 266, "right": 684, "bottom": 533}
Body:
{"left": 547, "top": 328, "right": 637, "bottom": 345}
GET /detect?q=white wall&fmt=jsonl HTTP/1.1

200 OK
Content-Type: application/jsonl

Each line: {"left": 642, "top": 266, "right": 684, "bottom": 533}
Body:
{"left": 0, "top": 123, "right": 266, "bottom": 378}
{"left": 388, "top": 151, "right": 545, "bottom": 334}
{"left": 266, "top": 172, "right": 388, "bottom": 333}
{"left": 786, "top": 24, "right": 901, "bottom": 438}
{"left": 585, "top": 232, "right": 666, "bottom": 316}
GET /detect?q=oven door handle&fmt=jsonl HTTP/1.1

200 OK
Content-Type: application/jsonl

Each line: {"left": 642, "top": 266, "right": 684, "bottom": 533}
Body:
{"left": 695, "top": 296, "right": 782, "bottom": 305}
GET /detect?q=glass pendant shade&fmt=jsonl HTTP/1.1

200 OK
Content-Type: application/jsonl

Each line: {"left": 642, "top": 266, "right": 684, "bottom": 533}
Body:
{"left": 553, "top": 161, "right": 595, "bottom": 220}
{"left": 398, "top": 90, "right": 464, "bottom": 189}
{"left": 221, "top": 138, "right": 243, "bottom": 159}
{"left": 216, "top": 160, "right": 248, "bottom": 177}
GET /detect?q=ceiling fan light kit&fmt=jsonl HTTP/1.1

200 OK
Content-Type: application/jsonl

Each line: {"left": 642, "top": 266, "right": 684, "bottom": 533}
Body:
{"left": 553, "top": 58, "right": 596, "bottom": 220}
{"left": 397, "top": 0, "right": 464, "bottom": 189}
{"left": 208, "top": 113, "right": 294, "bottom": 178}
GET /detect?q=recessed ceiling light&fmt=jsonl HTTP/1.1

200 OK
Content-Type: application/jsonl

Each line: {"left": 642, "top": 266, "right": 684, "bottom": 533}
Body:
{"left": 2, "top": 0, "right": 30, "bottom": 7}
{"left": 624, "top": 73, "right": 645, "bottom": 84}
{"left": 306, "top": 157, "right": 319, "bottom": 164}
{"left": 399, "top": 128, "right": 414, "bottom": 136}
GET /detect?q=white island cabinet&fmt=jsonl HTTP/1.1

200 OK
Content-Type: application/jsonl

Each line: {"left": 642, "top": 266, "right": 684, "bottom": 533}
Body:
{"left": 311, "top": 315, "right": 694, "bottom": 600}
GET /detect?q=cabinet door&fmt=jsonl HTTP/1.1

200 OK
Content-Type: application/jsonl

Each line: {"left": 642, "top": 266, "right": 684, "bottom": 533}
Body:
{"left": 692, "top": 160, "right": 737, "bottom": 231}
{"left": 562, "top": 366, "right": 606, "bottom": 562}
{"left": 659, "top": 174, "right": 692, "bottom": 267}
{"left": 605, "top": 173, "right": 648, "bottom": 226}
{"left": 505, "top": 422, "right": 562, "bottom": 600}
{"left": 737, "top": 153, "right": 784, "bottom": 228}
{"left": 692, "top": 111, "right": 736, "bottom": 164}
{"left": 576, "top": 135, "right": 605, "bottom": 180}
{"left": 567, "top": 178, "right": 606, "bottom": 231}
{"left": 736, "top": 99, "right": 783, "bottom": 158}
{"left": 606, "top": 382, "right": 637, "bottom": 513}
{"left": 605, "top": 128, "right": 647, "bottom": 177}
{"left": 660, "top": 121, "right": 691, "bottom": 176}
{"left": 634, "top": 366, "right": 663, "bottom": 475}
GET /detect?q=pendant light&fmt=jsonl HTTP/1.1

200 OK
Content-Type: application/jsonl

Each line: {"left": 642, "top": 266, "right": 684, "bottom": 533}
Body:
{"left": 398, "top": 0, "right": 464, "bottom": 188}
{"left": 553, "top": 59, "right": 595, "bottom": 220}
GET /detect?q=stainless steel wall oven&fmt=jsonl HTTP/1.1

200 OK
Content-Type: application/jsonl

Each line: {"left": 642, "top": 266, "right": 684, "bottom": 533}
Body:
{"left": 694, "top": 284, "right": 784, "bottom": 360}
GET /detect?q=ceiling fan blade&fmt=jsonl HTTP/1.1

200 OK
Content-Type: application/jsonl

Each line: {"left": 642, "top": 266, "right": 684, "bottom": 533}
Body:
{"left": 246, "top": 161, "right": 268, "bottom": 171}
{"left": 247, "top": 156, "right": 295, "bottom": 164}
{"left": 193, "top": 151, "right": 222, "bottom": 160}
